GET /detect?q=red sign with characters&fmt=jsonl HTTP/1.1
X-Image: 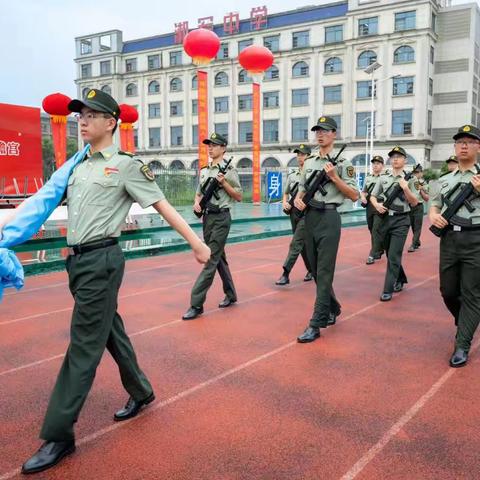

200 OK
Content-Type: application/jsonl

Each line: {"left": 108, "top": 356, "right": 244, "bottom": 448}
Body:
{"left": 0, "top": 103, "right": 43, "bottom": 195}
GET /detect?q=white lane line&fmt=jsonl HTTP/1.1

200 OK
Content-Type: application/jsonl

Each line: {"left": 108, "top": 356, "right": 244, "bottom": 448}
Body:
{"left": 340, "top": 334, "right": 480, "bottom": 480}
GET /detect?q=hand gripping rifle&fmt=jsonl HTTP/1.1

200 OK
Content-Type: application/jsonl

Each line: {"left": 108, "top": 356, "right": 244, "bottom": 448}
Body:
{"left": 292, "top": 144, "right": 347, "bottom": 217}
{"left": 283, "top": 181, "right": 299, "bottom": 215}
{"left": 380, "top": 163, "right": 421, "bottom": 214}
{"left": 194, "top": 156, "right": 233, "bottom": 219}
{"left": 430, "top": 165, "right": 480, "bottom": 237}
{"left": 361, "top": 181, "right": 376, "bottom": 208}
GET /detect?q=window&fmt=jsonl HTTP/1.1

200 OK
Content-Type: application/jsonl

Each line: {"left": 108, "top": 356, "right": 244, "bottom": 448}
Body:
{"left": 192, "top": 125, "right": 198, "bottom": 146}
{"left": 99, "top": 35, "right": 111, "bottom": 51}
{"left": 101, "top": 85, "right": 111, "bottom": 95}
{"left": 325, "top": 57, "right": 343, "bottom": 74}
{"left": 393, "top": 46, "right": 415, "bottom": 64}
{"left": 292, "top": 118, "right": 309, "bottom": 141}
{"left": 292, "top": 61, "right": 309, "bottom": 77}
{"left": 432, "top": 13, "right": 437, "bottom": 33}
{"left": 292, "top": 88, "right": 309, "bottom": 106}
{"left": 395, "top": 11, "right": 416, "bottom": 31}
{"left": 430, "top": 46, "right": 435, "bottom": 64}
{"left": 264, "top": 35, "right": 280, "bottom": 52}
{"left": 192, "top": 100, "right": 198, "bottom": 115}
{"left": 100, "top": 60, "right": 111, "bottom": 76}
{"left": 170, "top": 101, "right": 183, "bottom": 116}
{"left": 238, "top": 39, "right": 253, "bottom": 53}
{"left": 330, "top": 115, "right": 342, "bottom": 137}
{"left": 170, "top": 51, "right": 182, "bottom": 66}
{"left": 427, "top": 110, "right": 432, "bottom": 136}
{"left": 148, "top": 103, "right": 161, "bottom": 118}
{"left": 325, "top": 25, "right": 343, "bottom": 44}
{"left": 264, "top": 65, "right": 279, "bottom": 81}
{"left": 429, "top": 78, "right": 433, "bottom": 96}
{"left": 238, "top": 69, "right": 252, "bottom": 84}
{"left": 82, "top": 87, "right": 90, "bottom": 98}
{"left": 215, "top": 123, "right": 229, "bottom": 141}
{"left": 126, "top": 83, "right": 137, "bottom": 97}
{"left": 358, "top": 17, "right": 378, "bottom": 36}
{"left": 148, "top": 55, "right": 161, "bottom": 70}
{"left": 238, "top": 94, "right": 253, "bottom": 111}
{"left": 192, "top": 75, "right": 198, "bottom": 90}
{"left": 149, "top": 127, "right": 161, "bottom": 147}
{"left": 170, "top": 77, "right": 183, "bottom": 92}
{"left": 356, "top": 112, "right": 376, "bottom": 137}
{"left": 357, "top": 80, "right": 375, "bottom": 99}
{"left": 81, "top": 64, "right": 92, "bottom": 79}
{"left": 170, "top": 126, "right": 183, "bottom": 146}
{"left": 358, "top": 50, "right": 377, "bottom": 69}
{"left": 215, "top": 72, "right": 229, "bottom": 87}
{"left": 393, "top": 76, "right": 414, "bottom": 96}
{"left": 80, "top": 39, "right": 92, "bottom": 55}
{"left": 263, "top": 120, "right": 279, "bottom": 143}
{"left": 324, "top": 85, "right": 342, "bottom": 103}
{"left": 263, "top": 91, "right": 279, "bottom": 108}
{"left": 217, "top": 43, "right": 229, "bottom": 59}
{"left": 148, "top": 80, "right": 160, "bottom": 94}
{"left": 292, "top": 30, "right": 310, "bottom": 48}
{"left": 214, "top": 96, "right": 229, "bottom": 113}
{"left": 392, "top": 109, "right": 413, "bottom": 135}
{"left": 125, "top": 58, "right": 137, "bottom": 72}
{"left": 239, "top": 121, "right": 253, "bottom": 143}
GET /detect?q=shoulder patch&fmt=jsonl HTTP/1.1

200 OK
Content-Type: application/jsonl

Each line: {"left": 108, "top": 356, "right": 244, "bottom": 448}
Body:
{"left": 346, "top": 166, "right": 355, "bottom": 178}
{"left": 118, "top": 150, "right": 135, "bottom": 157}
{"left": 140, "top": 164, "right": 155, "bottom": 181}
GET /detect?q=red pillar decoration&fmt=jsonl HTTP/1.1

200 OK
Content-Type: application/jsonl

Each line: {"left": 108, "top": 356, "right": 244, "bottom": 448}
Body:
{"left": 183, "top": 28, "right": 220, "bottom": 169}
{"left": 239, "top": 46, "right": 274, "bottom": 204}
{"left": 119, "top": 104, "right": 139, "bottom": 153}
{"left": 42, "top": 93, "right": 71, "bottom": 169}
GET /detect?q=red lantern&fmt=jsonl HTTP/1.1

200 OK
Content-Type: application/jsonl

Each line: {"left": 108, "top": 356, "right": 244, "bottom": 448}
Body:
{"left": 42, "top": 93, "right": 72, "bottom": 169}
{"left": 239, "top": 45, "right": 274, "bottom": 74}
{"left": 183, "top": 29, "right": 220, "bottom": 66}
{"left": 118, "top": 104, "right": 138, "bottom": 153}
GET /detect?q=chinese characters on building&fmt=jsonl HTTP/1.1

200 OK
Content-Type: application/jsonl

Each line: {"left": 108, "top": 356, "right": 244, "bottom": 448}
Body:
{"left": 0, "top": 141, "right": 20, "bottom": 156}
{"left": 174, "top": 6, "right": 268, "bottom": 44}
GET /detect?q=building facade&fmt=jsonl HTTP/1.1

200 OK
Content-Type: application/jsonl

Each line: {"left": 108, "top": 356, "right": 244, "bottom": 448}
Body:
{"left": 73, "top": 0, "right": 479, "bottom": 172}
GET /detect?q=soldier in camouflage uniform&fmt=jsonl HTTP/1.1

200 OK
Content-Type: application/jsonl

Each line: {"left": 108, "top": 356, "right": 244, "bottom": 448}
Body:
{"left": 430, "top": 124, "right": 480, "bottom": 368}
{"left": 275, "top": 144, "right": 313, "bottom": 285}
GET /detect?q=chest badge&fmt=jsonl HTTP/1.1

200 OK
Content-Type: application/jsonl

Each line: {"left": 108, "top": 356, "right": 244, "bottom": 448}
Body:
{"left": 104, "top": 167, "right": 119, "bottom": 177}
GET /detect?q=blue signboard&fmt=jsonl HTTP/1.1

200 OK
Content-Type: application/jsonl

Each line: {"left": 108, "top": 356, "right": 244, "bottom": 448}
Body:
{"left": 266, "top": 171, "right": 282, "bottom": 201}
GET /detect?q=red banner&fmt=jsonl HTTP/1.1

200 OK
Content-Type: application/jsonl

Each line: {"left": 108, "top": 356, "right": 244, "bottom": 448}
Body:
{"left": 119, "top": 123, "right": 135, "bottom": 153}
{"left": 0, "top": 103, "right": 42, "bottom": 195}
{"left": 252, "top": 82, "right": 261, "bottom": 203}
{"left": 50, "top": 115, "right": 67, "bottom": 169}
{"left": 198, "top": 70, "right": 209, "bottom": 170}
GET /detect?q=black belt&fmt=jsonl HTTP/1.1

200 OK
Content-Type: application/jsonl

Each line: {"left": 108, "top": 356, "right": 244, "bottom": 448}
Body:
{"left": 447, "top": 224, "right": 480, "bottom": 232}
{"left": 387, "top": 211, "right": 409, "bottom": 217}
{"left": 308, "top": 200, "right": 338, "bottom": 211}
{"left": 205, "top": 207, "right": 230, "bottom": 215}
{"left": 68, "top": 238, "right": 118, "bottom": 255}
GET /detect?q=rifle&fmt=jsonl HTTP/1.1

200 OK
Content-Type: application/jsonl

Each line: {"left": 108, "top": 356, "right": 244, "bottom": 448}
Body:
{"left": 380, "top": 163, "right": 421, "bottom": 214}
{"left": 283, "top": 181, "right": 299, "bottom": 215}
{"left": 194, "top": 156, "right": 233, "bottom": 219}
{"left": 430, "top": 166, "right": 480, "bottom": 237}
{"left": 361, "top": 181, "right": 376, "bottom": 208}
{"left": 293, "top": 144, "right": 347, "bottom": 217}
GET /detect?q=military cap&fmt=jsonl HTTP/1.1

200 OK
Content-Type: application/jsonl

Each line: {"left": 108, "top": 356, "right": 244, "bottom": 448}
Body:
{"left": 388, "top": 146, "right": 407, "bottom": 158}
{"left": 293, "top": 144, "right": 312, "bottom": 155}
{"left": 311, "top": 116, "right": 337, "bottom": 132}
{"left": 68, "top": 88, "right": 120, "bottom": 119}
{"left": 453, "top": 124, "right": 480, "bottom": 141}
{"left": 371, "top": 155, "right": 384, "bottom": 164}
{"left": 203, "top": 132, "right": 228, "bottom": 146}
{"left": 446, "top": 155, "right": 458, "bottom": 164}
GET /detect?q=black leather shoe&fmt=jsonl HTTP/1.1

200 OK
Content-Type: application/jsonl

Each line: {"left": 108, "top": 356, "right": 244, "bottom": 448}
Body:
{"left": 380, "top": 293, "right": 392, "bottom": 302}
{"left": 303, "top": 272, "right": 314, "bottom": 282}
{"left": 449, "top": 348, "right": 468, "bottom": 368}
{"left": 297, "top": 326, "right": 320, "bottom": 343}
{"left": 327, "top": 309, "right": 341, "bottom": 326}
{"left": 393, "top": 282, "right": 404, "bottom": 292}
{"left": 114, "top": 392, "right": 155, "bottom": 421}
{"left": 182, "top": 306, "right": 203, "bottom": 320}
{"left": 275, "top": 272, "right": 290, "bottom": 285}
{"left": 22, "top": 440, "right": 75, "bottom": 474}
{"left": 218, "top": 297, "right": 237, "bottom": 308}
{"left": 366, "top": 256, "right": 375, "bottom": 265}
{"left": 373, "top": 253, "right": 383, "bottom": 260}
{"left": 407, "top": 245, "right": 415, "bottom": 253}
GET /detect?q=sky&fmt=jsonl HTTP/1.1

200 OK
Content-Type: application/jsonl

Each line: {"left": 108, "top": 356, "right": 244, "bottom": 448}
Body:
{"left": 0, "top": 0, "right": 476, "bottom": 108}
